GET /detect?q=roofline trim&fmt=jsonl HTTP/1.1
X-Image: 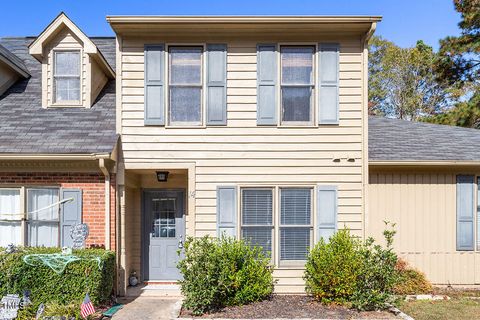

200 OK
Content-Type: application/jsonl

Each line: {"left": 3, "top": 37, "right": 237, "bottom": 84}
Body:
{"left": 0, "top": 153, "right": 112, "bottom": 161}
{"left": 106, "top": 15, "right": 383, "bottom": 24}
{"left": 369, "top": 160, "right": 480, "bottom": 167}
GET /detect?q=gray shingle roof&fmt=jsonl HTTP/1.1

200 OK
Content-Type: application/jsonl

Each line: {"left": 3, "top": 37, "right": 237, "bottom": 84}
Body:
{"left": 0, "top": 43, "right": 29, "bottom": 77}
{"left": 369, "top": 116, "right": 480, "bottom": 161}
{"left": 0, "top": 37, "right": 117, "bottom": 154}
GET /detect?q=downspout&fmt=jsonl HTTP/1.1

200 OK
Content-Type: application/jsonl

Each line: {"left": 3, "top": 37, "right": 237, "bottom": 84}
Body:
{"left": 99, "top": 159, "right": 111, "bottom": 250}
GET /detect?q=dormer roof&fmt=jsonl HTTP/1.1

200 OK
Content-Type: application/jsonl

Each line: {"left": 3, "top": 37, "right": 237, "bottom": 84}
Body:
{"left": 29, "top": 12, "right": 115, "bottom": 79}
{"left": 0, "top": 43, "right": 30, "bottom": 78}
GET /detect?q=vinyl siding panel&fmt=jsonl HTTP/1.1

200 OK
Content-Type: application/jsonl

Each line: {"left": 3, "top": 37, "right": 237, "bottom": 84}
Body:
{"left": 368, "top": 169, "right": 480, "bottom": 285}
{"left": 120, "top": 38, "right": 366, "bottom": 293}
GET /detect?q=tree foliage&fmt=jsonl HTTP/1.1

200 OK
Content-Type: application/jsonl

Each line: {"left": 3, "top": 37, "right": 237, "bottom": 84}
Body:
{"left": 369, "top": 36, "right": 452, "bottom": 120}
{"left": 436, "top": 0, "right": 480, "bottom": 87}
{"left": 423, "top": 91, "right": 480, "bottom": 128}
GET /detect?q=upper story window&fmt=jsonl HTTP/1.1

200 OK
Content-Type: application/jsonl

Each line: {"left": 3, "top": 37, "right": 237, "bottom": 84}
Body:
{"left": 168, "top": 46, "right": 203, "bottom": 126}
{"left": 54, "top": 51, "right": 81, "bottom": 104}
{"left": 280, "top": 46, "right": 315, "bottom": 125}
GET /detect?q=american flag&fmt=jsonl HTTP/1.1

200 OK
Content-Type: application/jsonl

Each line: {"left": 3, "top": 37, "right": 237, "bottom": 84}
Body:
{"left": 80, "top": 293, "right": 95, "bottom": 319}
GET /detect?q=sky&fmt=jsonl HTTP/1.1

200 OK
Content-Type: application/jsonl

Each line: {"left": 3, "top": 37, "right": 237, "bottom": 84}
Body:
{"left": 0, "top": 0, "right": 461, "bottom": 50}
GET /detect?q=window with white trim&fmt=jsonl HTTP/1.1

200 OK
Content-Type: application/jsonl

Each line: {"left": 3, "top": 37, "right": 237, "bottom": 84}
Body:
{"left": 240, "top": 187, "right": 314, "bottom": 264}
{"left": 54, "top": 51, "right": 81, "bottom": 103}
{"left": 0, "top": 188, "right": 60, "bottom": 247}
{"left": 168, "top": 46, "right": 203, "bottom": 125}
{"left": 280, "top": 46, "right": 315, "bottom": 124}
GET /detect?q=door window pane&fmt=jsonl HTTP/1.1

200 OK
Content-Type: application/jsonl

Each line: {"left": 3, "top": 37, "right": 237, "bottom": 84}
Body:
{"left": 280, "top": 188, "right": 312, "bottom": 261}
{"left": 241, "top": 189, "right": 273, "bottom": 257}
{"left": 152, "top": 198, "right": 176, "bottom": 238}
{"left": 27, "top": 189, "right": 60, "bottom": 247}
{"left": 169, "top": 47, "right": 203, "bottom": 125}
{"left": 0, "top": 189, "right": 21, "bottom": 247}
{"left": 54, "top": 51, "right": 80, "bottom": 103}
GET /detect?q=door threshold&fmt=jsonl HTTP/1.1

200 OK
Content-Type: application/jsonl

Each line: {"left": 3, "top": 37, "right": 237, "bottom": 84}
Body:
{"left": 144, "top": 280, "right": 179, "bottom": 285}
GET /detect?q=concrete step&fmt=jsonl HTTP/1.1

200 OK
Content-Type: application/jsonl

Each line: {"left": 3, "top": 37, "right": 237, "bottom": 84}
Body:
{"left": 126, "top": 283, "right": 182, "bottom": 298}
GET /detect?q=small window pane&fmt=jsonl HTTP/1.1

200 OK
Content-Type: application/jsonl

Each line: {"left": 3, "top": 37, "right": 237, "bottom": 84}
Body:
{"left": 281, "top": 47, "right": 314, "bottom": 85}
{"left": 55, "top": 52, "right": 80, "bottom": 76}
{"left": 170, "top": 47, "right": 202, "bottom": 85}
{"left": 242, "top": 227, "right": 272, "bottom": 256}
{"left": 281, "top": 188, "right": 311, "bottom": 225}
{"left": 282, "top": 87, "right": 312, "bottom": 122}
{"left": 242, "top": 189, "right": 273, "bottom": 225}
{"left": 0, "top": 189, "right": 21, "bottom": 247}
{"left": 27, "top": 189, "right": 60, "bottom": 247}
{"left": 56, "top": 78, "right": 80, "bottom": 102}
{"left": 280, "top": 228, "right": 311, "bottom": 260}
{"left": 169, "top": 87, "right": 201, "bottom": 123}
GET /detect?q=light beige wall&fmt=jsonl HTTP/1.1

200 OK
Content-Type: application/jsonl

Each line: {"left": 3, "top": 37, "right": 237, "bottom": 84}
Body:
{"left": 120, "top": 36, "right": 367, "bottom": 292}
{"left": 90, "top": 57, "right": 108, "bottom": 104}
{"left": 368, "top": 168, "right": 480, "bottom": 285}
{"left": 0, "top": 63, "right": 20, "bottom": 96}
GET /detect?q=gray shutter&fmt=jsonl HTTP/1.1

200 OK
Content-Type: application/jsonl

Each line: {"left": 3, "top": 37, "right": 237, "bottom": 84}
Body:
{"left": 318, "top": 43, "right": 340, "bottom": 125}
{"left": 216, "top": 186, "right": 237, "bottom": 238}
{"left": 317, "top": 185, "right": 337, "bottom": 243}
{"left": 206, "top": 44, "right": 227, "bottom": 125}
{"left": 60, "top": 189, "right": 82, "bottom": 247}
{"left": 144, "top": 44, "right": 165, "bottom": 125}
{"left": 257, "top": 44, "right": 277, "bottom": 125}
{"left": 456, "top": 175, "right": 474, "bottom": 251}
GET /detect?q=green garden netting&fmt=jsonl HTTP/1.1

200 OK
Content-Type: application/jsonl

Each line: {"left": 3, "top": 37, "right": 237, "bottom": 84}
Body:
{"left": 23, "top": 254, "right": 102, "bottom": 274}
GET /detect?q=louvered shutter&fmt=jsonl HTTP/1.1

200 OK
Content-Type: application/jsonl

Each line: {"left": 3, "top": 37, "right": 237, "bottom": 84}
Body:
{"left": 60, "top": 189, "right": 82, "bottom": 247}
{"left": 257, "top": 44, "right": 277, "bottom": 125}
{"left": 317, "top": 185, "right": 337, "bottom": 243}
{"left": 318, "top": 43, "right": 339, "bottom": 125}
{"left": 206, "top": 44, "right": 227, "bottom": 125}
{"left": 144, "top": 45, "right": 165, "bottom": 125}
{"left": 456, "top": 175, "right": 475, "bottom": 251}
{"left": 217, "top": 186, "right": 237, "bottom": 238}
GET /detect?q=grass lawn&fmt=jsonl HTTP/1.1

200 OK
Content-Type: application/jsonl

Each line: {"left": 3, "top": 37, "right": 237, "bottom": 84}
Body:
{"left": 398, "top": 290, "right": 480, "bottom": 320}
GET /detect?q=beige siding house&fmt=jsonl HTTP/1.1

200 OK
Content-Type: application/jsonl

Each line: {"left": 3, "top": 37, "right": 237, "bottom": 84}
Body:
{"left": 2, "top": 13, "right": 480, "bottom": 297}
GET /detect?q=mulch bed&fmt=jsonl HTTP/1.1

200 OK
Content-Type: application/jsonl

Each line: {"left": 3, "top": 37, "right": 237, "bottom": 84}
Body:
{"left": 180, "top": 295, "right": 397, "bottom": 319}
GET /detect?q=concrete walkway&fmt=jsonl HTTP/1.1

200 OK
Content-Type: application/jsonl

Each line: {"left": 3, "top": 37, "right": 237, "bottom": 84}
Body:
{"left": 112, "top": 297, "right": 182, "bottom": 320}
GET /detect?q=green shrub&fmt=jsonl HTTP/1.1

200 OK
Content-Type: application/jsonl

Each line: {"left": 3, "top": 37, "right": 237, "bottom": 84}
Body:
{"left": 178, "top": 235, "right": 274, "bottom": 315}
{"left": 304, "top": 229, "right": 362, "bottom": 304}
{"left": 304, "top": 223, "right": 400, "bottom": 311}
{"left": 393, "top": 259, "right": 433, "bottom": 295}
{"left": 0, "top": 246, "right": 115, "bottom": 318}
{"left": 351, "top": 223, "right": 399, "bottom": 310}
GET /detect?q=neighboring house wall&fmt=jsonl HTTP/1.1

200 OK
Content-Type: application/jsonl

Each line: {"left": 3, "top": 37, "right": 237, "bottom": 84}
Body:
{"left": 0, "top": 63, "right": 20, "bottom": 96}
{"left": 119, "top": 37, "right": 367, "bottom": 292}
{"left": 0, "top": 171, "right": 116, "bottom": 249}
{"left": 368, "top": 168, "right": 480, "bottom": 285}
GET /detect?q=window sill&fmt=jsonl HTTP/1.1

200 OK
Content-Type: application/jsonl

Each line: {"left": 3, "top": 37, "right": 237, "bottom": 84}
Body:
{"left": 49, "top": 103, "right": 83, "bottom": 108}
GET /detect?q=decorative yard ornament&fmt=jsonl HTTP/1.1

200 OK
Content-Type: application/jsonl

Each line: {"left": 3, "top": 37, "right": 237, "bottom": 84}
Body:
{"left": 61, "top": 247, "right": 72, "bottom": 255}
{"left": 4, "top": 244, "right": 17, "bottom": 254}
{"left": 0, "top": 294, "right": 21, "bottom": 320}
{"left": 129, "top": 270, "right": 139, "bottom": 287}
{"left": 70, "top": 223, "right": 89, "bottom": 249}
{"left": 35, "top": 303, "right": 44, "bottom": 320}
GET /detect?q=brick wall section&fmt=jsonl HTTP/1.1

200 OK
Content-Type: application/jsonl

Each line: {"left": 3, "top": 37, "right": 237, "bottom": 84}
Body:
{"left": 0, "top": 172, "right": 116, "bottom": 249}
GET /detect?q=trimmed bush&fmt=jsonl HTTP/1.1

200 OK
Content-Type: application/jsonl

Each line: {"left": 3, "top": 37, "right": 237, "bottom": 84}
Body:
{"left": 304, "top": 229, "right": 362, "bottom": 304}
{"left": 178, "top": 235, "right": 274, "bottom": 315}
{"left": 304, "top": 223, "right": 400, "bottom": 310}
{"left": 0, "top": 247, "right": 115, "bottom": 314}
{"left": 393, "top": 259, "right": 433, "bottom": 295}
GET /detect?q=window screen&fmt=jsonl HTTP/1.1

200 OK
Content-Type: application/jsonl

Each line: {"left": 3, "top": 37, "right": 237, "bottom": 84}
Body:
{"left": 241, "top": 189, "right": 273, "bottom": 256}
{"left": 169, "top": 47, "right": 203, "bottom": 124}
{"left": 27, "top": 188, "right": 60, "bottom": 247}
{"left": 280, "top": 188, "right": 312, "bottom": 261}
{"left": 54, "top": 51, "right": 80, "bottom": 103}
{"left": 281, "top": 46, "right": 314, "bottom": 123}
{"left": 0, "top": 189, "right": 22, "bottom": 247}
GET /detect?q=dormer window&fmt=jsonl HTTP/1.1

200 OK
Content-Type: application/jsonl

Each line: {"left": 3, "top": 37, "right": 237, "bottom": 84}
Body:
{"left": 54, "top": 51, "right": 81, "bottom": 104}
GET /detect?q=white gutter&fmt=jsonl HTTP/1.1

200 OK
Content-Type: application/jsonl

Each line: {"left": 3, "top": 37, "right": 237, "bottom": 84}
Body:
{"left": 0, "top": 153, "right": 111, "bottom": 160}
{"left": 99, "top": 158, "right": 111, "bottom": 250}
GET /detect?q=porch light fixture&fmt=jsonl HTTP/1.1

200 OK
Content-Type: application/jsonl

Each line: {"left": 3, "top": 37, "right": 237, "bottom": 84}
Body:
{"left": 156, "top": 171, "right": 169, "bottom": 182}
